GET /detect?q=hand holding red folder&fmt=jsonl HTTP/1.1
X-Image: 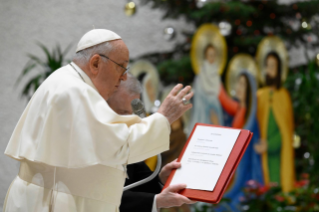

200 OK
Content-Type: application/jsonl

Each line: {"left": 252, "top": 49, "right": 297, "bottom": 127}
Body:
{"left": 163, "top": 123, "right": 253, "bottom": 204}
{"left": 157, "top": 184, "right": 197, "bottom": 208}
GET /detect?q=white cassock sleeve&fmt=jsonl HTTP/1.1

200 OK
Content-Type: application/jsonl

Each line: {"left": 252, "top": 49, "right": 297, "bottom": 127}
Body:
{"left": 4, "top": 66, "right": 170, "bottom": 168}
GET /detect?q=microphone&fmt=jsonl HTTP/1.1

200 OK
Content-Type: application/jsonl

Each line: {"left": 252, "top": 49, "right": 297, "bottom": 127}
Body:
{"left": 131, "top": 99, "right": 146, "bottom": 118}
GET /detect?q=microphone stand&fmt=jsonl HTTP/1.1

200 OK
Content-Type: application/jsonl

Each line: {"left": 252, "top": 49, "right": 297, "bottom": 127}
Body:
{"left": 124, "top": 99, "right": 162, "bottom": 191}
{"left": 123, "top": 154, "right": 162, "bottom": 191}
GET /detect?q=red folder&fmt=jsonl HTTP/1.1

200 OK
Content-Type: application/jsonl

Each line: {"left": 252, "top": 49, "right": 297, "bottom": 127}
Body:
{"left": 162, "top": 123, "right": 253, "bottom": 204}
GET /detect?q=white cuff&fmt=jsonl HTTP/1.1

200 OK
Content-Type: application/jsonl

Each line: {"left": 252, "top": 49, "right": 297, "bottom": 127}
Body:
{"left": 152, "top": 195, "right": 158, "bottom": 212}
{"left": 155, "top": 112, "right": 171, "bottom": 134}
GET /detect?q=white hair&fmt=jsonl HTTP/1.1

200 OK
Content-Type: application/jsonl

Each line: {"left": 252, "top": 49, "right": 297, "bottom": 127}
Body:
{"left": 72, "top": 41, "right": 113, "bottom": 66}
{"left": 121, "top": 73, "right": 143, "bottom": 96}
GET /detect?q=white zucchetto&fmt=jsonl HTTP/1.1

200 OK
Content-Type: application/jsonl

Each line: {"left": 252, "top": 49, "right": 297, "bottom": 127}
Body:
{"left": 76, "top": 29, "right": 121, "bottom": 53}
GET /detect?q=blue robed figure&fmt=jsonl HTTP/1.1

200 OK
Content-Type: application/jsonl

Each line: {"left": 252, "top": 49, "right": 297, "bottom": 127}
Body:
{"left": 220, "top": 71, "right": 264, "bottom": 212}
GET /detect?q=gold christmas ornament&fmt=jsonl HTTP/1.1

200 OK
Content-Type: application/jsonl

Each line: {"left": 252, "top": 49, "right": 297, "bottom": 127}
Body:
{"left": 256, "top": 36, "right": 289, "bottom": 85}
{"left": 225, "top": 53, "right": 259, "bottom": 96}
{"left": 124, "top": 2, "right": 136, "bottom": 16}
{"left": 190, "top": 23, "right": 227, "bottom": 75}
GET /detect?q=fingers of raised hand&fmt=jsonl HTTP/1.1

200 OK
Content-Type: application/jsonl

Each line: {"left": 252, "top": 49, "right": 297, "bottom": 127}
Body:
{"left": 165, "top": 85, "right": 193, "bottom": 107}
{"left": 183, "top": 91, "right": 194, "bottom": 102}
{"left": 183, "top": 102, "right": 193, "bottom": 111}
{"left": 176, "top": 85, "right": 192, "bottom": 99}
{"left": 170, "top": 84, "right": 183, "bottom": 96}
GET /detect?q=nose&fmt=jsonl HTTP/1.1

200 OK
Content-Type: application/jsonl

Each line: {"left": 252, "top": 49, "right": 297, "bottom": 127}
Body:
{"left": 120, "top": 73, "right": 128, "bottom": 81}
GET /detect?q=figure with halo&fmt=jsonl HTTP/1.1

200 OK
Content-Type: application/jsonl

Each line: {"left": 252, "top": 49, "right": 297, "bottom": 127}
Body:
{"left": 220, "top": 54, "right": 264, "bottom": 212}
{"left": 255, "top": 36, "right": 295, "bottom": 193}
{"left": 192, "top": 43, "right": 224, "bottom": 126}
{"left": 189, "top": 24, "right": 247, "bottom": 131}
{"left": 130, "top": 60, "right": 160, "bottom": 115}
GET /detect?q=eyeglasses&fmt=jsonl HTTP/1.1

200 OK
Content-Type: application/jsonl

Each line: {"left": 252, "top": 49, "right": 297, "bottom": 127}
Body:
{"left": 99, "top": 54, "right": 129, "bottom": 76}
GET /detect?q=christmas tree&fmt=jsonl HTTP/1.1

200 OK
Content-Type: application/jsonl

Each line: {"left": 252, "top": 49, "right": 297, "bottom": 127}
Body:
{"left": 138, "top": 0, "right": 318, "bottom": 84}
{"left": 135, "top": 0, "right": 319, "bottom": 210}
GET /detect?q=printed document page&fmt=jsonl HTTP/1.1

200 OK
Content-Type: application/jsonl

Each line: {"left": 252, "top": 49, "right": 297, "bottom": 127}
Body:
{"left": 170, "top": 126, "right": 240, "bottom": 191}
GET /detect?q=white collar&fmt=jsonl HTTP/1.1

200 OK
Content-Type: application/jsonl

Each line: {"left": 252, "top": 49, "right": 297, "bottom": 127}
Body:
{"left": 70, "top": 62, "right": 98, "bottom": 91}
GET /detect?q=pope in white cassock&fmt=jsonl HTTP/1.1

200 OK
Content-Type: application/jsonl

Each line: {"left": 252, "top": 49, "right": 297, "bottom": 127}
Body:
{"left": 3, "top": 29, "right": 194, "bottom": 212}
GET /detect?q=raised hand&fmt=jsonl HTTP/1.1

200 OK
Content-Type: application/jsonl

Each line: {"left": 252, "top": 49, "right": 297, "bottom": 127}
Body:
{"left": 158, "top": 84, "right": 194, "bottom": 124}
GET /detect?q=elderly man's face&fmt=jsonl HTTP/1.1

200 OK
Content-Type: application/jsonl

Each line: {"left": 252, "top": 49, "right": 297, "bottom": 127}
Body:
{"left": 94, "top": 40, "right": 129, "bottom": 100}
{"left": 107, "top": 83, "right": 140, "bottom": 115}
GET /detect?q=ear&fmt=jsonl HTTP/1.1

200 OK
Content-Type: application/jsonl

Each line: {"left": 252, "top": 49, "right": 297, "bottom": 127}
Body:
{"left": 89, "top": 54, "right": 101, "bottom": 76}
